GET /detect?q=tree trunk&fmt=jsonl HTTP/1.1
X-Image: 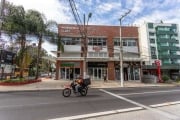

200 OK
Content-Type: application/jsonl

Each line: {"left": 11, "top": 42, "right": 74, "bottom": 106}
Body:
{"left": 35, "top": 35, "right": 42, "bottom": 79}
{"left": 55, "top": 37, "right": 61, "bottom": 80}
{"left": 19, "top": 34, "right": 26, "bottom": 78}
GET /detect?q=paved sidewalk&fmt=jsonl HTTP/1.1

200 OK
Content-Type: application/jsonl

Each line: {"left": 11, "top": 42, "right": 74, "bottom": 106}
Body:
{"left": 0, "top": 78, "right": 178, "bottom": 92}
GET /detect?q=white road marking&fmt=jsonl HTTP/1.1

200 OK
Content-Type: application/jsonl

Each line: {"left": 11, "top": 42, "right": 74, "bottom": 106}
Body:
{"left": 0, "top": 102, "right": 61, "bottom": 109}
{"left": 118, "top": 89, "right": 180, "bottom": 96}
{"left": 100, "top": 89, "right": 179, "bottom": 120}
{"left": 150, "top": 101, "right": 180, "bottom": 107}
{"left": 49, "top": 101, "right": 180, "bottom": 120}
{"left": 49, "top": 107, "right": 143, "bottom": 120}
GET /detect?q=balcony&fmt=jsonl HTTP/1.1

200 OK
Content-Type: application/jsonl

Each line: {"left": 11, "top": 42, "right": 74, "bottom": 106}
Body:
{"left": 156, "top": 30, "right": 177, "bottom": 35}
{"left": 159, "top": 46, "right": 180, "bottom": 51}
{"left": 160, "top": 54, "right": 180, "bottom": 59}
{"left": 64, "top": 45, "right": 81, "bottom": 53}
{"left": 87, "top": 52, "right": 108, "bottom": 58}
{"left": 157, "top": 38, "right": 179, "bottom": 43}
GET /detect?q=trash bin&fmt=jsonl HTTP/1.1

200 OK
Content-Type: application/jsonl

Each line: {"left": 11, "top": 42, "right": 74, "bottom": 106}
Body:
{"left": 141, "top": 75, "right": 157, "bottom": 83}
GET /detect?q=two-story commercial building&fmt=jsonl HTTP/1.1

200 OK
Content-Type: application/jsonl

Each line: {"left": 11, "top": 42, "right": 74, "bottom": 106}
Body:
{"left": 55, "top": 24, "right": 141, "bottom": 81}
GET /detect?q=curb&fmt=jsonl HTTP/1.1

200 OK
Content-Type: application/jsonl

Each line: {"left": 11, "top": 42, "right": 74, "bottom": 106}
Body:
{"left": 0, "top": 88, "right": 63, "bottom": 93}
{"left": 0, "top": 79, "right": 41, "bottom": 86}
{"left": 0, "top": 85, "right": 179, "bottom": 93}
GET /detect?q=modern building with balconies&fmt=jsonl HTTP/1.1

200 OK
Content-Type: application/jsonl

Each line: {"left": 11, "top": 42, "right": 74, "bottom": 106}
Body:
{"left": 139, "top": 22, "right": 180, "bottom": 79}
{"left": 55, "top": 24, "right": 141, "bottom": 81}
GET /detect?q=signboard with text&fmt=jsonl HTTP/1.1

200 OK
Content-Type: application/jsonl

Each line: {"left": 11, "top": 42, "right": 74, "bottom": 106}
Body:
{"left": 0, "top": 50, "right": 15, "bottom": 64}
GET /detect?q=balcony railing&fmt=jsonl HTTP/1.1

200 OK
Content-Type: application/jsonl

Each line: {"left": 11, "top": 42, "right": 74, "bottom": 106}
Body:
{"left": 156, "top": 30, "right": 177, "bottom": 35}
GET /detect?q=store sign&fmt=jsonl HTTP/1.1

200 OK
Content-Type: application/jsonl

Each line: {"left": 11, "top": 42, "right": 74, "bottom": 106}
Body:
{"left": 154, "top": 60, "right": 161, "bottom": 66}
{"left": 154, "top": 59, "right": 162, "bottom": 82}
{"left": 61, "top": 63, "right": 74, "bottom": 67}
{"left": 61, "top": 26, "right": 79, "bottom": 33}
{"left": 61, "top": 62, "right": 80, "bottom": 67}
{"left": 0, "top": 50, "right": 15, "bottom": 64}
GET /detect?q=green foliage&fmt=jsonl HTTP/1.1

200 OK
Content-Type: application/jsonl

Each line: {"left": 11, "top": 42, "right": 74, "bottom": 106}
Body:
{"left": 0, "top": 78, "right": 27, "bottom": 83}
{"left": 162, "top": 75, "right": 170, "bottom": 82}
{"left": 2, "top": 1, "right": 59, "bottom": 79}
{"left": 176, "top": 77, "right": 180, "bottom": 83}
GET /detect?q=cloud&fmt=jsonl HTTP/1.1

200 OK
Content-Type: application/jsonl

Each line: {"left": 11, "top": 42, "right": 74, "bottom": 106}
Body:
{"left": 133, "top": 5, "right": 180, "bottom": 26}
{"left": 97, "top": 2, "right": 121, "bottom": 13}
{"left": 7, "top": 0, "right": 73, "bottom": 23}
{"left": 126, "top": 0, "right": 144, "bottom": 15}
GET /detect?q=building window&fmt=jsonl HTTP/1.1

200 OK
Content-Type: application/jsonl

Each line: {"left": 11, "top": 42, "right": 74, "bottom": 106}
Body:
{"left": 149, "top": 32, "right": 155, "bottom": 36}
{"left": 88, "top": 37, "right": 107, "bottom": 46}
{"left": 150, "top": 39, "right": 155, "bottom": 43}
{"left": 113, "top": 39, "right": 137, "bottom": 47}
{"left": 148, "top": 23, "right": 153, "bottom": 28}
{"left": 61, "top": 37, "right": 81, "bottom": 45}
{"left": 159, "top": 34, "right": 170, "bottom": 39}
{"left": 127, "top": 40, "right": 136, "bottom": 46}
{"left": 157, "top": 27, "right": 170, "bottom": 31}
{"left": 150, "top": 46, "right": 156, "bottom": 50}
{"left": 151, "top": 55, "right": 157, "bottom": 59}
{"left": 123, "top": 41, "right": 127, "bottom": 46}
{"left": 113, "top": 38, "right": 120, "bottom": 46}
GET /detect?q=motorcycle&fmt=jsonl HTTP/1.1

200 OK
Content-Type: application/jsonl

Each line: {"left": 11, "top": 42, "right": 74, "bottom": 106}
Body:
{"left": 62, "top": 78, "right": 91, "bottom": 97}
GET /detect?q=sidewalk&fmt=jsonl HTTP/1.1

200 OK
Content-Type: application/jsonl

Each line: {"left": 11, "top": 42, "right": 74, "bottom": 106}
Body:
{"left": 0, "top": 78, "right": 179, "bottom": 92}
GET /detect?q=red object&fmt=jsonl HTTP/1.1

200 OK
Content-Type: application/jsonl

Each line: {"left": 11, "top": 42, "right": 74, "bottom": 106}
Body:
{"left": 155, "top": 60, "right": 162, "bottom": 82}
{"left": 0, "top": 79, "right": 41, "bottom": 86}
{"left": 93, "top": 46, "right": 102, "bottom": 52}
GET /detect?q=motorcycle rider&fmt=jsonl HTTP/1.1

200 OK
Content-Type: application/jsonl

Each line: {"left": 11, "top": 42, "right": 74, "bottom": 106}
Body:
{"left": 74, "top": 75, "right": 83, "bottom": 93}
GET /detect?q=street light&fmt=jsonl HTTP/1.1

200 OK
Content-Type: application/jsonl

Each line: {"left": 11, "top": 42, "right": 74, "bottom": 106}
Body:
{"left": 83, "top": 12, "right": 92, "bottom": 79}
{"left": 119, "top": 9, "right": 131, "bottom": 87}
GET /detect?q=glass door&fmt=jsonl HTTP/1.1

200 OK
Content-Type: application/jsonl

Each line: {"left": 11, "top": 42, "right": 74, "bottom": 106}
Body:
{"left": 60, "top": 67, "right": 70, "bottom": 80}
{"left": 88, "top": 67, "right": 107, "bottom": 80}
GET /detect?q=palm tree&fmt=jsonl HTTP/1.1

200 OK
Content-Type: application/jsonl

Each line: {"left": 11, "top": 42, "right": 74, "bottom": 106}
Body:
{"left": 2, "top": 2, "right": 62, "bottom": 79}
{"left": 2, "top": 3, "right": 30, "bottom": 78}
{"left": 15, "top": 47, "right": 32, "bottom": 76}
{"left": 25, "top": 10, "right": 63, "bottom": 79}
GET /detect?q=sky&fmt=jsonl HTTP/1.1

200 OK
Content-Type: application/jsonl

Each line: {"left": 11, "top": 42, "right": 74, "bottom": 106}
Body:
{"left": 6, "top": 0, "right": 180, "bottom": 55}
{"left": 7, "top": 0, "right": 180, "bottom": 26}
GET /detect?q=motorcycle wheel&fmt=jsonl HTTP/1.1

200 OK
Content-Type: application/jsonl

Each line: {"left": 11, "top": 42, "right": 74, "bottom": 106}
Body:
{"left": 80, "top": 88, "right": 87, "bottom": 96}
{"left": 62, "top": 88, "right": 71, "bottom": 97}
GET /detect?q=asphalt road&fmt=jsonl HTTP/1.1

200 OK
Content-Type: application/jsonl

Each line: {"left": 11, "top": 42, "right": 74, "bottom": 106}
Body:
{"left": 0, "top": 86, "right": 180, "bottom": 120}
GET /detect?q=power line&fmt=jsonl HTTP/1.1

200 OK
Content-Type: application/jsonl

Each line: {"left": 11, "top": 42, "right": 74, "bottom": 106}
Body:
{"left": 68, "top": 0, "right": 84, "bottom": 37}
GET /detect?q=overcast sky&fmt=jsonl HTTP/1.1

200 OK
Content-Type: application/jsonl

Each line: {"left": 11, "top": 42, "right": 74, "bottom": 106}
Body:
{"left": 6, "top": 0, "right": 180, "bottom": 55}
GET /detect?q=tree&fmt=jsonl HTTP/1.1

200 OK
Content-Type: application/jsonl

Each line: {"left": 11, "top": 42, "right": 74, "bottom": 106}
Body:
{"left": 2, "top": 2, "right": 62, "bottom": 79}
{"left": 2, "top": 3, "right": 30, "bottom": 78}
{"left": 25, "top": 10, "right": 62, "bottom": 79}
{"left": 15, "top": 47, "right": 32, "bottom": 76}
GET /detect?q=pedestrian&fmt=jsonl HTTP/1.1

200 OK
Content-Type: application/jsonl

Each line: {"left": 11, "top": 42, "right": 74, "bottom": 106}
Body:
{"left": 104, "top": 74, "right": 107, "bottom": 82}
{"left": 70, "top": 73, "right": 73, "bottom": 80}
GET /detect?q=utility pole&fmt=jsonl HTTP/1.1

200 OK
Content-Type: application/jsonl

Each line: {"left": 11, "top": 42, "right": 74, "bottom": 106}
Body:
{"left": 83, "top": 13, "right": 92, "bottom": 79}
{"left": 119, "top": 9, "right": 131, "bottom": 87}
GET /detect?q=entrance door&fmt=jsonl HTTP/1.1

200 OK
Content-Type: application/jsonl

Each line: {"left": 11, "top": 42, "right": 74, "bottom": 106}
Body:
{"left": 88, "top": 67, "right": 107, "bottom": 80}
{"left": 65, "top": 68, "right": 70, "bottom": 80}
{"left": 60, "top": 68, "right": 70, "bottom": 80}
{"left": 61, "top": 67, "right": 80, "bottom": 80}
{"left": 115, "top": 68, "right": 120, "bottom": 80}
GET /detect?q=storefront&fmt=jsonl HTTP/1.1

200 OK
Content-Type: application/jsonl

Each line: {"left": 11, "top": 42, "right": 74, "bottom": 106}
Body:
{"left": 114, "top": 62, "right": 140, "bottom": 81}
{"left": 87, "top": 62, "right": 107, "bottom": 80}
{"left": 60, "top": 62, "right": 81, "bottom": 80}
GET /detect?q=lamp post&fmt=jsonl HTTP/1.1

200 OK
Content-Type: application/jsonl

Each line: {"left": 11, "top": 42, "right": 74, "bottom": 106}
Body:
{"left": 119, "top": 9, "right": 131, "bottom": 87}
{"left": 83, "top": 13, "right": 92, "bottom": 79}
